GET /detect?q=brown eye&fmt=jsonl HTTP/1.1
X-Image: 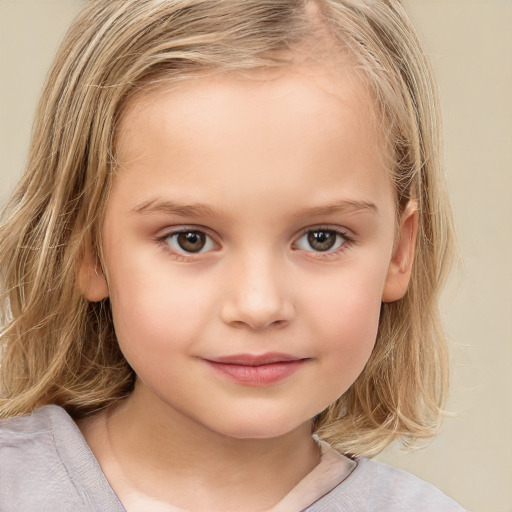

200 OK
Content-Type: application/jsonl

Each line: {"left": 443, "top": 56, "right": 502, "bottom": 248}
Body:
{"left": 294, "top": 229, "right": 346, "bottom": 253}
{"left": 176, "top": 232, "right": 206, "bottom": 252}
{"left": 166, "top": 231, "right": 215, "bottom": 254}
{"left": 307, "top": 230, "right": 338, "bottom": 251}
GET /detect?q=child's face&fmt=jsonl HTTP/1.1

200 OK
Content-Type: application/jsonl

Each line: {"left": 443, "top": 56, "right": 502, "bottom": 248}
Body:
{"left": 83, "top": 61, "right": 416, "bottom": 439}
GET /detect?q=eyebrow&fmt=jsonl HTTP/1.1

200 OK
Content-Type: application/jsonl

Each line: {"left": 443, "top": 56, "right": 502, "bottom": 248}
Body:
{"left": 130, "top": 199, "right": 219, "bottom": 218}
{"left": 294, "top": 200, "right": 378, "bottom": 218}
{"left": 130, "top": 198, "right": 378, "bottom": 219}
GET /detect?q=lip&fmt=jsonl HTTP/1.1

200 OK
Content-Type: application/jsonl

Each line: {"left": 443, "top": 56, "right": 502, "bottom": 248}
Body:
{"left": 203, "top": 352, "right": 307, "bottom": 386}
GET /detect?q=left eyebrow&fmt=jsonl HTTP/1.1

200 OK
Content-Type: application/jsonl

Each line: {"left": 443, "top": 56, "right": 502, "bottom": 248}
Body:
{"left": 293, "top": 200, "right": 379, "bottom": 219}
{"left": 129, "top": 199, "right": 220, "bottom": 218}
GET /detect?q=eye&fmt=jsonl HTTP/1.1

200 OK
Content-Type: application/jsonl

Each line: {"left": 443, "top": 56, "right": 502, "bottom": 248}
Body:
{"left": 295, "top": 229, "right": 347, "bottom": 252}
{"left": 165, "top": 230, "right": 216, "bottom": 254}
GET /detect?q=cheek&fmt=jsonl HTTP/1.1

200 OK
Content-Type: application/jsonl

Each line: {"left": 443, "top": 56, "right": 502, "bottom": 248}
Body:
{"left": 306, "top": 262, "right": 385, "bottom": 335}
{"left": 106, "top": 259, "right": 217, "bottom": 363}
{"left": 303, "top": 265, "right": 386, "bottom": 390}
{"left": 319, "top": 292, "right": 381, "bottom": 373}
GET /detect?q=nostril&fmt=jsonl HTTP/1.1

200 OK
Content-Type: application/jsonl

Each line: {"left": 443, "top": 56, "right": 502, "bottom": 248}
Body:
{"left": 228, "top": 318, "right": 288, "bottom": 330}
{"left": 270, "top": 319, "right": 288, "bottom": 329}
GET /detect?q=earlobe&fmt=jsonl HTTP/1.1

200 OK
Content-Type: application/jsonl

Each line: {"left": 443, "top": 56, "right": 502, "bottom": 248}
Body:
{"left": 78, "top": 254, "right": 109, "bottom": 302}
{"left": 382, "top": 201, "right": 419, "bottom": 303}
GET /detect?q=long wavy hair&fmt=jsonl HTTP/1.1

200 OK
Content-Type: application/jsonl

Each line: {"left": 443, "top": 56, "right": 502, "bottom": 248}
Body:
{"left": 0, "top": 0, "right": 455, "bottom": 457}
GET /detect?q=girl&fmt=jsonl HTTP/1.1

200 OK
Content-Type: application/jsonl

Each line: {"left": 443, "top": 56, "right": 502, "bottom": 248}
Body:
{"left": 0, "top": 0, "right": 464, "bottom": 510}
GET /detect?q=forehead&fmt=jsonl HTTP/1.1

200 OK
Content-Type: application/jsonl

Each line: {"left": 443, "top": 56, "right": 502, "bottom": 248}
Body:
{"left": 111, "top": 59, "right": 393, "bottom": 217}
{"left": 117, "top": 59, "right": 384, "bottom": 160}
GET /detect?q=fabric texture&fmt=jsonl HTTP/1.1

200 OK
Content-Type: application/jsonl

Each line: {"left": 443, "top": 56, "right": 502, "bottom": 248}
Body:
{"left": 0, "top": 405, "right": 466, "bottom": 511}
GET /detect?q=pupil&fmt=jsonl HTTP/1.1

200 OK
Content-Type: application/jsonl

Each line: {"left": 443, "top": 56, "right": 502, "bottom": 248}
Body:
{"left": 307, "top": 230, "right": 336, "bottom": 251}
{"left": 177, "top": 232, "right": 205, "bottom": 252}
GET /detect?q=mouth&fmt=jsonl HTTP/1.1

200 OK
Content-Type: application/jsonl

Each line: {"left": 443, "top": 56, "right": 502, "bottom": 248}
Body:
{"left": 203, "top": 353, "right": 308, "bottom": 386}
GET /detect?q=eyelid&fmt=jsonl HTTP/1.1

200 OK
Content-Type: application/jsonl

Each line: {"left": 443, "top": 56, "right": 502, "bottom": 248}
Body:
{"left": 156, "top": 225, "right": 221, "bottom": 257}
{"left": 294, "top": 224, "right": 354, "bottom": 241}
{"left": 292, "top": 225, "right": 354, "bottom": 254}
{"left": 156, "top": 224, "right": 220, "bottom": 241}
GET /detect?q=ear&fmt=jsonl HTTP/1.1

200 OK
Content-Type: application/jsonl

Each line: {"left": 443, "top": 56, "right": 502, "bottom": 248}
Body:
{"left": 382, "top": 201, "right": 419, "bottom": 303}
{"left": 78, "top": 252, "right": 109, "bottom": 302}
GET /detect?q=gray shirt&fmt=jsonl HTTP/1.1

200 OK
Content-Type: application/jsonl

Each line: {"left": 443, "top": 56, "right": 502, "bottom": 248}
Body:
{"left": 0, "top": 405, "right": 465, "bottom": 511}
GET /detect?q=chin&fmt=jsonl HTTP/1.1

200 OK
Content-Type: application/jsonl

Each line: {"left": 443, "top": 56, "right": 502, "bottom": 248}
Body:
{"left": 209, "top": 415, "right": 312, "bottom": 440}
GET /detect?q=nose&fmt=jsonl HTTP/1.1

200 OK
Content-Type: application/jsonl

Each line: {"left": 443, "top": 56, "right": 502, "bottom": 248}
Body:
{"left": 219, "top": 253, "right": 295, "bottom": 330}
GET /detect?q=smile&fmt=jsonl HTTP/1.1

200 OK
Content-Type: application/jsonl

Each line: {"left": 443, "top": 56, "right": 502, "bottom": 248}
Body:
{"left": 203, "top": 353, "right": 308, "bottom": 386}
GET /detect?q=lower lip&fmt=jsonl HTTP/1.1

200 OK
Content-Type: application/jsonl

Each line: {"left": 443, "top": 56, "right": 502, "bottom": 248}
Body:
{"left": 205, "top": 360, "right": 305, "bottom": 386}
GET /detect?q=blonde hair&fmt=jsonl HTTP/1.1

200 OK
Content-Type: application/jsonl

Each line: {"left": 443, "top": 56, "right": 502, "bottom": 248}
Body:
{"left": 0, "top": 0, "right": 454, "bottom": 457}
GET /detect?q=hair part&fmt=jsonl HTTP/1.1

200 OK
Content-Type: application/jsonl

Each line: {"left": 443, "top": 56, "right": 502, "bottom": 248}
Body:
{"left": 0, "top": 0, "right": 455, "bottom": 457}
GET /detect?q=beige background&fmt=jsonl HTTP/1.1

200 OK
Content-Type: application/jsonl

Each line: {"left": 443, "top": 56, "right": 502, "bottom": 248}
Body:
{"left": 1, "top": 1, "right": 511, "bottom": 511}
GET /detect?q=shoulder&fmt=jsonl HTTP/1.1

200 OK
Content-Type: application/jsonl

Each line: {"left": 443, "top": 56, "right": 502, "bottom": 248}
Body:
{"left": 0, "top": 405, "right": 123, "bottom": 512}
{"left": 0, "top": 404, "right": 79, "bottom": 461}
{"left": 1, "top": 403, "right": 65, "bottom": 432}
{"left": 0, "top": 404, "right": 72, "bottom": 461}
{"left": 0, "top": 406, "right": 86, "bottom": 511}
{"left": 307, "top": 457, "right": 466, "bottom": 512}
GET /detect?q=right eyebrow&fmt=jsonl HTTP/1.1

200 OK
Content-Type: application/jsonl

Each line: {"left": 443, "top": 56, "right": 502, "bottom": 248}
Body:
{"left": 129, "top": 199, "right": 220, "bottom": 218}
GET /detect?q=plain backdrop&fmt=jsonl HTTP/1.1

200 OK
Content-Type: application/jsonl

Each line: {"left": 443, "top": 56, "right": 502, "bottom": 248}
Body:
{"left": 1, "top": 1, "right": 511, "bottom": 511}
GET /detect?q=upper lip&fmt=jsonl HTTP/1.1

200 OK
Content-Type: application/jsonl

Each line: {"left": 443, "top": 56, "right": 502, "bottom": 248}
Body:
{"left": 205, "top": 352, "right": 304, "bottom": 366}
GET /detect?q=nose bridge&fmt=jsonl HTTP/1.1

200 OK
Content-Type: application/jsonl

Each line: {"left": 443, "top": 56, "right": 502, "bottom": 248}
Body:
{"left": 220, "top": 247, "right": 293, "bottom": 330}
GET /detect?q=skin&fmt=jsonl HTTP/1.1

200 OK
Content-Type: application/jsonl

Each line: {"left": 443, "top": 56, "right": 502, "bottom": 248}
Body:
{"left": 79, "top": 58, "right": 417, "bottom": 511}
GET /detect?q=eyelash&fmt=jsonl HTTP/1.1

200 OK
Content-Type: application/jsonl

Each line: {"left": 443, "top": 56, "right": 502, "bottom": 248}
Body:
{"left": 294, "top": 226, "right": 353, "bottom": 259}
{"left": 156, "top": 227, "right": 217, "bottom": 261}
{"left": 156, "top": 226, "right": 354, "bottom": 260}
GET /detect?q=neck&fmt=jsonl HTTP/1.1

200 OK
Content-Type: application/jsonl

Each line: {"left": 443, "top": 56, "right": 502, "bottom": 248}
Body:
{"left": 82, "top": 385, "right": 321, "bottom": 512}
